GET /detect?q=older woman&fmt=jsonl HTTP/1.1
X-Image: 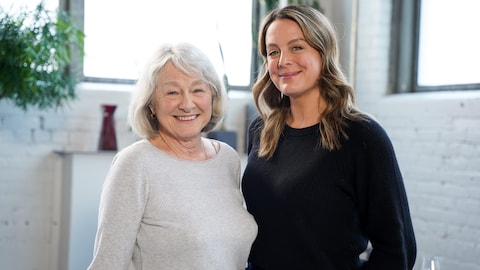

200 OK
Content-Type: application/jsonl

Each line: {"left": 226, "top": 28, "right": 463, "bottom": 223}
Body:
{"left": 88, "top": 42, "right": 257, "bottom": 270}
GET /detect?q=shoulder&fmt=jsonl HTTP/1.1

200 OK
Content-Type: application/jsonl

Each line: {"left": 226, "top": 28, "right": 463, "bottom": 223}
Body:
{"left": 347, "top": 116, "right": 390, "bottom": 142}
{"left": 112, "top": 139, "right": 155, "bottom": 166}
{"left": 247, "top": 115, "right": 263, "bottom": 130}
{"left": 207, "top": 139, "right": 241, "bottom": 177}
{"left": 248, "top": 115, "right": 264, "bottom": 136}
{"left": 343, "top": 116, "right": 396, "bottom": 154}
{"left": 214, "top": 140, "right": 240, "bottom": 159}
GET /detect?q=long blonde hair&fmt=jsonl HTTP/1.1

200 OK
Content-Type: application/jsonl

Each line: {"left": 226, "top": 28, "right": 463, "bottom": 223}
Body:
{"left": 253, "top": 5, "right": 368, "bottom": 159}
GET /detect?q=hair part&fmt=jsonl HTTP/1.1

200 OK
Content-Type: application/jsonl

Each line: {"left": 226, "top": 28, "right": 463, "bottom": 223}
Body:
{"left": 128, "top": 42, "right": 227, "bottom": 139}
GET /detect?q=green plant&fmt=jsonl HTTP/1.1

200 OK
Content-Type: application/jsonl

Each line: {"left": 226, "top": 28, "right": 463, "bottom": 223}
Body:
{"left": 0, "top": 1, "right": 84, "bottom": 111}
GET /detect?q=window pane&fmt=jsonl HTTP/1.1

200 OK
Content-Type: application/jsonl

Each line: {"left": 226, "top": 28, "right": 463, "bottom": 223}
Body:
{"left": 417, "top": 0, "right": 480, "bottom": 86}
{"left": 84, "top": 0, "right": 252, "bottom": 86}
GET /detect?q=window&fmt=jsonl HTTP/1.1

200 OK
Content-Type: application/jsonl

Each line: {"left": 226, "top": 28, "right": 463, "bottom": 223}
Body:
{"left": 2, "top": 0, "right": 254, "bottom": 89}
{"left": 393, "top": 0, "right": 480, "bottom": 92}
{"left": 82, "top": 0, "right": 253, "bottom": 88}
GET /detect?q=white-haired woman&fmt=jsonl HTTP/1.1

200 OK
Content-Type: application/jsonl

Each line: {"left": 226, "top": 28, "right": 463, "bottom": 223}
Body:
{"left": 88, "top": 42, "right": 257, "bottom": 270}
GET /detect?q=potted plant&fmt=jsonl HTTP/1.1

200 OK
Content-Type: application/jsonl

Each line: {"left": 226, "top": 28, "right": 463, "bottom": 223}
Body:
{"left": 0, "top": 1, "right": 85, "bottom": 111}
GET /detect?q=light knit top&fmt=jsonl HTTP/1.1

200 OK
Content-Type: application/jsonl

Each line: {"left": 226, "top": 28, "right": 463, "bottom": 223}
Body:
{"left": 88, "top": 139, "right": 258, "bottom": 270}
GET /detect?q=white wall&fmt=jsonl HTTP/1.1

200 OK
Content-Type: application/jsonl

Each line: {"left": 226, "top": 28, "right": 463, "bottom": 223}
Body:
{"left": 0, "top": 84, "right": 134, "bottom": 270}
{"left": 354, "top": 1, "right": 480, "bottom": 269}
{"left": 0, "top": 0, "right": 479, "bottom": 269}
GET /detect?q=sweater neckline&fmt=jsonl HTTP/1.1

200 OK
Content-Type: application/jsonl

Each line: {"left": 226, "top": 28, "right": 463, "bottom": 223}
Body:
{"left": 143, "top": 138, "right": 223, "bottom": 163}
{"left": 284, "top": 123, "right": 319, "bottom": 137}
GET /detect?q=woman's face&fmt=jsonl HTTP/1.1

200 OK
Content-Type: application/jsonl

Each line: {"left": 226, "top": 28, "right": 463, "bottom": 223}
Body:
{"left": 150, "top": 61, "right": 212, "bottom": 141}
{"left": 265, "top": 19, "right": 322, "bottom": 99}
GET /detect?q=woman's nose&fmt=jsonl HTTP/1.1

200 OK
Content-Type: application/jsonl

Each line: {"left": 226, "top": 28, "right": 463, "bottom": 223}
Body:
{"left": 278, "top": 52, "right": 291, "bottom": 67}
{"left": 178, "top": 93, "right": 195, "bottom": 112}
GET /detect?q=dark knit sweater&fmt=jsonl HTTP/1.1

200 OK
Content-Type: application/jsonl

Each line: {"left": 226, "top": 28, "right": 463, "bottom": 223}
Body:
{"left": 242, "top": 116, "right": 416, "bottom": 270}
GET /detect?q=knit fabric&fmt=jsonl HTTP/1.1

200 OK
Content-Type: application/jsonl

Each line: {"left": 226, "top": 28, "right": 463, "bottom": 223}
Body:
{"left": 242, "top": 116, "right": 416, "bottom": 270}
{"left": 88, "top": 139, "right": 258, "bottom": 270}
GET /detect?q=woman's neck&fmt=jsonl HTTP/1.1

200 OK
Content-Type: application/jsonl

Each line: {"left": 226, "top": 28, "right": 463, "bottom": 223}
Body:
{"left": 151, "top": 133, "right": 208, "bottom": 161}
{"left": 286, "top": 94, "right": 326, "bottom": 128}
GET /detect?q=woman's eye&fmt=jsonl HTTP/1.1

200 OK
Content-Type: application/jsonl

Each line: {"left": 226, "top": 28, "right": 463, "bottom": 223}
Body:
{"left": 166, "top": 90, "right": 179, "bottom": 95}
{"left": 267, "top": 50, "right": 279, "bottom": 57}
{"left": 292, "top": 46, "right": 303, "bottom": 51}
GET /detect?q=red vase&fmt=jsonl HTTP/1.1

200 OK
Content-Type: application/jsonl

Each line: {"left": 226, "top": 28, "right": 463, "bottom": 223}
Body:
{"left": 98, "top": 104, "right": 117, "bottom": 151}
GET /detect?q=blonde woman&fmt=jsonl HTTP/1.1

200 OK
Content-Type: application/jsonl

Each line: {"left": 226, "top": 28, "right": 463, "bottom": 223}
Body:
{"left": 242, "top": 5, "right": 416, "bottom": 270}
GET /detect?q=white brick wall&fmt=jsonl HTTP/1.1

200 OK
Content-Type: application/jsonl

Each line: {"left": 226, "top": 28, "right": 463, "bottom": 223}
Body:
{"left": 355, "top": 1, "right": 480, "bottom": 269}
{"left": 370, "top": 94, "right": 480, "bottom": 270}
{"left": 0, "top": 84, "right": 137, "bottom": 270}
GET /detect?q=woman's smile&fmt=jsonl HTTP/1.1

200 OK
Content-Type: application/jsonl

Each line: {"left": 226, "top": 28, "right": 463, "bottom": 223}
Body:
{"left": 175, "top": 114, "right": 199, "bottom": 121}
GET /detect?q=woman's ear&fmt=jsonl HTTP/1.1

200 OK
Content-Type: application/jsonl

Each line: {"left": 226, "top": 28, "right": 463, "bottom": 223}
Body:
{"left": 148, "top": 104, "right": 156, "bottom": 119}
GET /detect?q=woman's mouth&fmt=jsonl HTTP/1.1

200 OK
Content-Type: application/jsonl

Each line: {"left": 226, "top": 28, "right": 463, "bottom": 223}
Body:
{"left": 176, "top": 115, "right": 198, "bottom": 121}
{"left": 279, "top": 71, "right": 300, "bottom": 79}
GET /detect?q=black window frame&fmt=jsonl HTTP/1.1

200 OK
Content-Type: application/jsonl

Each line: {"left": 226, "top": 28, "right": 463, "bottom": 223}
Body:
{"left": 391, "top": 0, "right": 480, "bottom": 93}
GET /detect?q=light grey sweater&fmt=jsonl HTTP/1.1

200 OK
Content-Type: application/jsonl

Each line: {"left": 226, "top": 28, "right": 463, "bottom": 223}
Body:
{"left": 87, "top": 139, "right": 258, "bottom": 270}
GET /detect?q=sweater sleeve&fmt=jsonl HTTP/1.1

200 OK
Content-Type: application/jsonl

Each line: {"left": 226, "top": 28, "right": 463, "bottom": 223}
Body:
{"left": 87, "top": 149, "right": 149, "bottom": 270}
{"left": 356, "top": 120, "right": 417, "bottom": 270}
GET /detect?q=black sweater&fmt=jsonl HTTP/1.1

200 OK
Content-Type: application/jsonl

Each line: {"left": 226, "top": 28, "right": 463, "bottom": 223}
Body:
{"left": 242, "top": 116, "right": 416, "bottom": 270}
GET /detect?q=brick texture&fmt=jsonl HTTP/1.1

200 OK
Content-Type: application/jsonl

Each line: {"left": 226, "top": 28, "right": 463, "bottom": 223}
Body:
{"left": 355, "top": 1, "right": 480, "bottom": 269}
